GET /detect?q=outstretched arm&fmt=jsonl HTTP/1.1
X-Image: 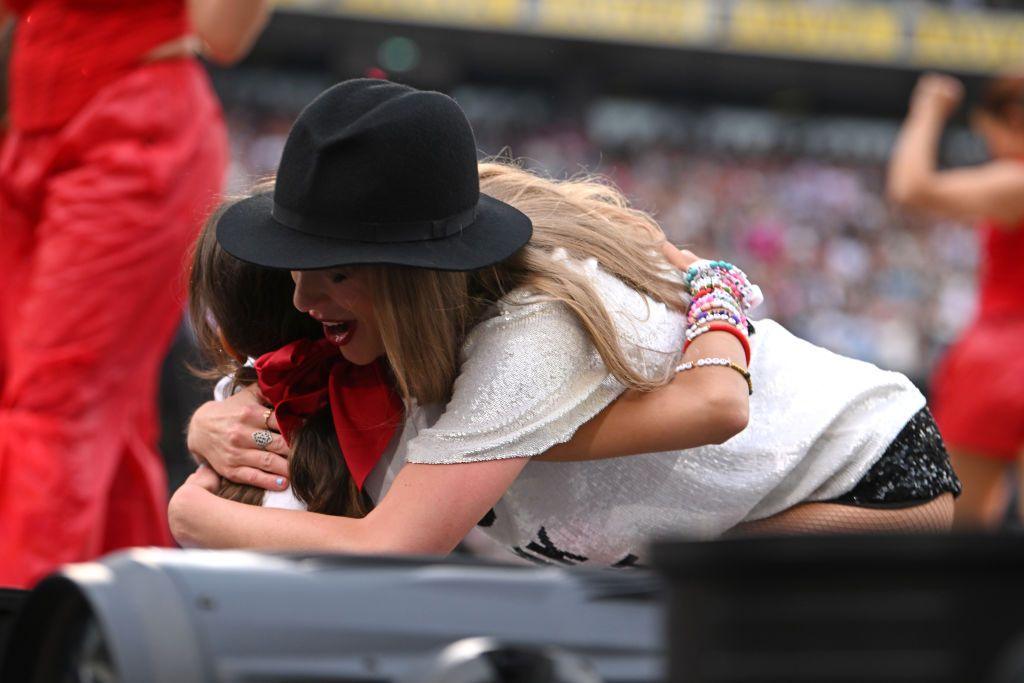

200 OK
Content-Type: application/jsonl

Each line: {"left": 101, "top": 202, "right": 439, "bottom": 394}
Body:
{"left": 170, "top": 456, "right": 527, "bottom": 553}
{"left": 887, "top": 73, "right": 1024, "bottom": 227}
{"left": 187, "top": 0, "right": 271, "bottom": 66}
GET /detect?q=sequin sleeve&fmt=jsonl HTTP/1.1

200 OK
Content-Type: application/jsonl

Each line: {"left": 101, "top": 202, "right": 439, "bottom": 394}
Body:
{"left": 403, "top": 298, "right": 626, "bottom": 464}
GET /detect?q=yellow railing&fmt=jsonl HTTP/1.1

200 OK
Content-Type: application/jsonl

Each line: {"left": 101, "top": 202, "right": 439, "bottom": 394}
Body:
{"left": 272, "top": 0, "right": 1024, "bottom": 73}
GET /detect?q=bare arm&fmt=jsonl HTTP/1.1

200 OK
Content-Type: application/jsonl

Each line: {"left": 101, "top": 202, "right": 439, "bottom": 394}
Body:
{"left": 537, "top": 329, "right": 747, "bottom": 461}
{"left": 187, "top": 0, "right": 271, "bottom": 66}
{"left": 170, "top": 455, "right": 528, "bottom": 553}
{"left": 538, "top": 242, "right": 749, "bottom": 462}
{"left": 887, "top": 73, "right": 1024, "bottom": 227}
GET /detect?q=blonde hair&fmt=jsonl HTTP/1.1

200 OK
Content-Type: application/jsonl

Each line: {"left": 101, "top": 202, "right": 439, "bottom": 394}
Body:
{"left": 366, "top": 160, "right": 689, "bottom": 405}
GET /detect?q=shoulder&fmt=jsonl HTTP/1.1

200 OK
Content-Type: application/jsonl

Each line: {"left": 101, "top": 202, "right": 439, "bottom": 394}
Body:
{"left": 460, "top": 295, "right": 598, "bottom": 389}
{"left": 474, "top": 251, "right": 684, "bottom": 358}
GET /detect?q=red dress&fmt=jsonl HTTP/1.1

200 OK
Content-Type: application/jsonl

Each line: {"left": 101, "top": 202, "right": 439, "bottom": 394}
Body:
{"left": 0, "top": 0, "right": 228, "bottom": 587}
{"left": 929, "top": 219, "right": 1024, "bottom": 461}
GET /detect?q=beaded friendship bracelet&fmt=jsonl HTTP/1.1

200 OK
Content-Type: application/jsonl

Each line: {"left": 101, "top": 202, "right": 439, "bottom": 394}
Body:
{"left": 684, "top": 321, "right": 752, "bottom": 365}
{"left": 682, "top": 258, "right": 762, "bottom": 364}
{"left": 674, "top": 356, "right": 753, "bottom": 395}
{"left": 685, "top": 260, "right": 763, "bottom": 311}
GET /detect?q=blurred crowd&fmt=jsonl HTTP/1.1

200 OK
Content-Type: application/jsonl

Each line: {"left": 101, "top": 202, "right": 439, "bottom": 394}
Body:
{"left": 223, "top": 99, "right": 980, "bottom": 387}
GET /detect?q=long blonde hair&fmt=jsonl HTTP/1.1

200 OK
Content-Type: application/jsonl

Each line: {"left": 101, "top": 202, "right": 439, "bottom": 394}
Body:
{"left": 366, "top": 160, "right": 688, "bottom": 405}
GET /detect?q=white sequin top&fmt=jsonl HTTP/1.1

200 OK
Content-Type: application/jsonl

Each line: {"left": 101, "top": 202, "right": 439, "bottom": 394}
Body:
{"left": 399, "top": 254, "right": 926, "bottom": 567}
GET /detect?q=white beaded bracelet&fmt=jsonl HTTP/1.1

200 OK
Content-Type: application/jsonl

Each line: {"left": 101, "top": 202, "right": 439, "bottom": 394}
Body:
{"left": 674, "top": 356, "right": 753, "bottom": 395}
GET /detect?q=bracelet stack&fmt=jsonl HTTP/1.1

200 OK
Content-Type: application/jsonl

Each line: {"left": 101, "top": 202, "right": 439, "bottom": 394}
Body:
{"left": 683, "top": 259, "right": 760, "bottom": 366}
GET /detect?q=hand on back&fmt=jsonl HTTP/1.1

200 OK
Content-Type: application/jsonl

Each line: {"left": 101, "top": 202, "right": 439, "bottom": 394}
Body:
{"left": 186, "top": 384, "right": 292, "bottom": 491}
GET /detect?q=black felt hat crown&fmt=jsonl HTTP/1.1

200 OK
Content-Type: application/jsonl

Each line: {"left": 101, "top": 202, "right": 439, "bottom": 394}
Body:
{"left": 216, "top": 79, "right": 532, "bottom": 271}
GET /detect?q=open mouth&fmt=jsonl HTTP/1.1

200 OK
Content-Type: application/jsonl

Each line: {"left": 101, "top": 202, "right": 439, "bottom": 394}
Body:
{"left": 323, "top": 320, "right": 357, "bottom": 346}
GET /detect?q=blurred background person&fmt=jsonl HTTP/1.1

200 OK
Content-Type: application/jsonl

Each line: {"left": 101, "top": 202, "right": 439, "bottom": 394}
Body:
{"left": 888, "top": 72, "right": 1024, "bottom": 529}
{"left": 0, "top": 0, "right": 269, "bottom": 588}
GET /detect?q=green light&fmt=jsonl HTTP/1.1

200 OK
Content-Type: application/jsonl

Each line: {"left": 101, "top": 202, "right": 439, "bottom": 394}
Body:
{"left": 378, "top": 36, "right": 420, "bottom": 73}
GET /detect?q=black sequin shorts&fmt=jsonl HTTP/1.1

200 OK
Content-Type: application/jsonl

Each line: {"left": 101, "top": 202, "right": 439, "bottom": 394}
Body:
{"left": 830, "top": 407, "right": 962, "bottom": 509}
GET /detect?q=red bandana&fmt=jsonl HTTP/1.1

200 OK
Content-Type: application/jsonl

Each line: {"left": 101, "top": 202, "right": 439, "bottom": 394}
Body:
{"left": 254, "top": 338, "right": 404, "bottom": 490}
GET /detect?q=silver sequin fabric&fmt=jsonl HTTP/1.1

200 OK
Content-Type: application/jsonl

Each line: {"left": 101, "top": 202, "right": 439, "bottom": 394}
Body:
{"left": 399, "top": 255, "right": 927, "bottom": 566}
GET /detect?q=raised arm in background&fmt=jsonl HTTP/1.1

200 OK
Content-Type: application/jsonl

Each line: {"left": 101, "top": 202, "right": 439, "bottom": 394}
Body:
{"left": 887, "top": 73, "right": 1024, "bottom": 227}
{"left": 187, "top": 0, "right": 272, "bottom": 66}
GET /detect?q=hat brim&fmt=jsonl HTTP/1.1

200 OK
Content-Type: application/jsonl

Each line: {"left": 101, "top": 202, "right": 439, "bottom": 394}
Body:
{"left": 216, "top": 191, "right": 533, "bottom": 271}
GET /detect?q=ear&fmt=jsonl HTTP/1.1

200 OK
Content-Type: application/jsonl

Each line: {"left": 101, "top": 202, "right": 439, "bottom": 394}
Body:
{"left": 217, "top": 329, "right": 248, "bottom": 364}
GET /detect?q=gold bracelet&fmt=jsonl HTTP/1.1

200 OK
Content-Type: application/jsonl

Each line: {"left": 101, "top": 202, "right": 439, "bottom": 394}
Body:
{"left": 674, "top": 356, "right": 753, "bottom": 395}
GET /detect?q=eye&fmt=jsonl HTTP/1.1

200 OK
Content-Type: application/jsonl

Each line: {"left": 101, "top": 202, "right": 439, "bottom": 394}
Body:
{"left": 330, "top": 271, "right": 347, "bottom": 284}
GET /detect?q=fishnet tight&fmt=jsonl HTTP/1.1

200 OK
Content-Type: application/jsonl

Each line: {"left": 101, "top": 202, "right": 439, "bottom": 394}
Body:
{"left": 727, "top": 493, "right": 954, "bottom": 536}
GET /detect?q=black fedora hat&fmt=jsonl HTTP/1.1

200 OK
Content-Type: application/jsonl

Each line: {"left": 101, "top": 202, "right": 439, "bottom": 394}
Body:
{"left": 216, "top": 79, "right": 532, "bottom": 271}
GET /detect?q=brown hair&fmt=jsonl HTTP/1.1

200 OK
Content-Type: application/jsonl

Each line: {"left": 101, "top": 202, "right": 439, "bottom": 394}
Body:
{"left": 977, "top": 73, "right": 1024, "bottom": 121}
{"left": 367, "top": 160, "right": 689, "bottom": 406}
{"left": 188, "top": 187, "right": 370, "bottom": 516}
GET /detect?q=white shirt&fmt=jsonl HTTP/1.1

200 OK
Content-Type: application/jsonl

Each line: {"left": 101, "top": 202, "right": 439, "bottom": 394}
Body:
{"left": 400, "top": 255, "right": 925, "bottom": 566}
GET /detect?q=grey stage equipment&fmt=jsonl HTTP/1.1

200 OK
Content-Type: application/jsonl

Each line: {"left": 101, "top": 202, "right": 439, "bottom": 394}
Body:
{"left": 408, "top": 637, "right": 603, "bottom": 683}
{"left": 652, "top": 534, "right": 1024, "bottom": 683}
{"left": 1, "top": 549, "right": 662, "bottom": 683}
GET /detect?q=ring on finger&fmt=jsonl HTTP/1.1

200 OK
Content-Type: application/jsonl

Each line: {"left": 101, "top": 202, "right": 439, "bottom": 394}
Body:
{"left": 252, "top": 430, "right": 273, "bottom": 451}
{"left": 263, "top": 408, "right": 273, "bottom": 431}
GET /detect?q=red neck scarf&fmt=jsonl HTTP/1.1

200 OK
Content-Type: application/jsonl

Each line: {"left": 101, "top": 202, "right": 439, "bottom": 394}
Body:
{"left": 254, "top": 338, "right": 404, "bottom": 490}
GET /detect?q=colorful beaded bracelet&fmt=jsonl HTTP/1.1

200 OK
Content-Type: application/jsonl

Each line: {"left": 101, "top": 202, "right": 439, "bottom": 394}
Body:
{"left": 685, "top": 260, "right": 763, "bottom": 311}
{"left": 684, "top": 320, "right": 752, "bottom": 365}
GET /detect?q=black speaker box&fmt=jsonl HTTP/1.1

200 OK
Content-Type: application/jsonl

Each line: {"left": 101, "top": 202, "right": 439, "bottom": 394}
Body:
{"left": 0, "top": 589, "right": 28, "bottom": 667}
{"left": 652, "top": 534, "right": 1024, "bottom": 683}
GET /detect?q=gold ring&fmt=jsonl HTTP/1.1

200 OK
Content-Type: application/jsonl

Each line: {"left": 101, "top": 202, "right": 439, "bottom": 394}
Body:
{"left": 263, "top": 408, "right": 273, "bottom": 431}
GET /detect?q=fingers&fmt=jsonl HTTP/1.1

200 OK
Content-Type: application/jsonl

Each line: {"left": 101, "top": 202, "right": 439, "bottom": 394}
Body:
{"left": 661, "top": 241, "right": 700, "bottom": 270}
{"left": 921, "top": 72, "right": 963, "bottom": 94}
{"left": 226, "top": 441, "right": 290, "bottom": 476}
{"left": 240, "top": 403, "right": 272, "bottom": 429}
{"left": 914, "top": 73, "right": 964, "bottom": 114}
{"left": 188, "top": 463, "right": 222, "bottom": 492}
{"left": 230, "top": 465, "right": 290, "bottom": 491}
{"left": 228, "top": 424, "right": 291, "bottom": 458}
{"left": 243, "top": 382, "right": 270, "bottom": 404}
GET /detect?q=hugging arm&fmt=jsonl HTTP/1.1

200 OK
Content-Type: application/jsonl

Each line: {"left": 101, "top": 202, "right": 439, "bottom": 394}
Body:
{"left": 538, "top": 242, "right": 749, "bottom": 462}
{"left": 169, "top": 456, "right": 527, "bottom": 553}
{"left": 187, "top": 384, "right": 292, "bottom": 491}
{"left": 537, "top": 327, "right": 748, "bottom": 461}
